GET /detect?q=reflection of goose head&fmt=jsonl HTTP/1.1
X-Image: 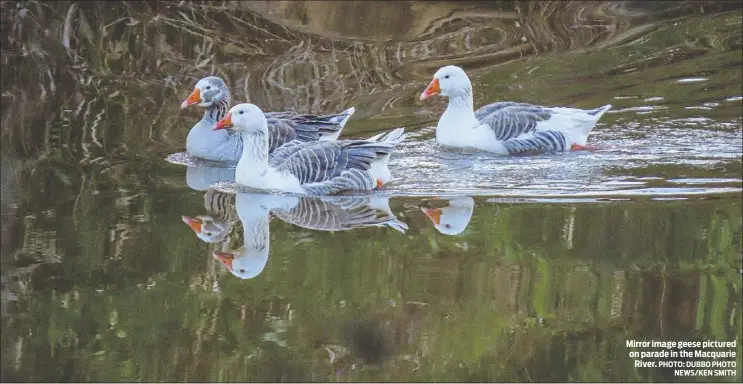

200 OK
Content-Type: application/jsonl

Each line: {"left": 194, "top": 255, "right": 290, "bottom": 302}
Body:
{"left": 421, "top": 197, "right": 474, "bottom": 236}
{"left": 213, "top": 243, "right": 269, "bottom": 280}
{"left": 181, "top": 215, "right": 230, "bottom": 243}
{"left": 182, "top": 188, "right": 238, "bottom": 244}
{"left": 214, "top": 193, "right": 299, "bottom": 280}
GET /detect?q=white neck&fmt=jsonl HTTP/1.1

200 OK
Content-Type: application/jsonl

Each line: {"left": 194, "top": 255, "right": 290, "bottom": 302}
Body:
{"left": 235, "top": 194, "right": 271, "bottom": 279}
{"left": 237, "top": 129, "right": 270, "bottom": 180}
{"left": 242, "top": 206, "right": 269, "bottom": 253}
{"left": 437, "top": 86, "right": 478, "bottom": 140}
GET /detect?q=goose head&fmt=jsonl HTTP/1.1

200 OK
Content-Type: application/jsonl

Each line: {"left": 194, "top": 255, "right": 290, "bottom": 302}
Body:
{"left": 213, "top": 103, "right": 268, "bottom": 134}
{"left": 181, "top": 76, "right": 230, "bottom": 109}
{"left": 181, "top": 215, "right": 230, "bottom": 243}
{"left": 419, "top": 65, "right": 472, "bottom": 101}
{"left": 213, "top": 246, "right": 269, "bottom": 280}
{"left": 421, "top": 197, "right": 475, "bottom": 236}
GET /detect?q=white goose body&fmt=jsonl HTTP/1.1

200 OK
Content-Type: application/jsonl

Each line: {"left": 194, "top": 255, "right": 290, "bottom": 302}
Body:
{"left": 420, "top": 66, "right": 612, "bottom": 155}
{"left": 181, "top": 77, "right": 355, "bottom": 163}
{"left": 215, "top": 103, "right": 406, "bottom": 195}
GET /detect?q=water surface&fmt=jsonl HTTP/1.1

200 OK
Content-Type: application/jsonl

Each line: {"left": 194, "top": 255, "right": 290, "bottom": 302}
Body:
{"left": 1, "top": 1, "right": 741, "bottom": 382}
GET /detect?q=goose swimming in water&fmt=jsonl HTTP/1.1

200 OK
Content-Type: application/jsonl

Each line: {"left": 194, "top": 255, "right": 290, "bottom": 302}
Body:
{"left": 181, "top": 76, "right": 355, "bottom": 162}
{"left": 419, "top": 65, "right": 611, "bottom": 155}
{"left": 213, "top": 103, "right": 406, "bottom": 195}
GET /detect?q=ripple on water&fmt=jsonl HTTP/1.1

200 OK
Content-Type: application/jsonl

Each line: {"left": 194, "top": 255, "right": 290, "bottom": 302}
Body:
{"left": 677, "top": 77, "right": 709, "bottom": 83}
{"left": 165, "top": 152, "right": 236, "bottom": 168}
{"left": 385, "top": 116, "right": 742, "bottom": 198}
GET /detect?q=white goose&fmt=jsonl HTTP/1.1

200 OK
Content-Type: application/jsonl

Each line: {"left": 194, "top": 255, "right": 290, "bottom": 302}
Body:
{"left": 419, "top": 66, "right": 612, "bottom": 155}
{"left": 213, "top": 103, "right": 406, "bottom": 195}
{"left": 213, "top": 193, "right": 408, "bottom": 279}
{"left": 181, "top": 76, "right": 355, "bottom": 162}
{"left": 420, "top": 197, "right": 474, "bottom": 236}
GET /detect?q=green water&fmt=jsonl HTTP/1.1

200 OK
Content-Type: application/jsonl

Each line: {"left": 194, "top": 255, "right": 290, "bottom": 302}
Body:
{"left": 1, "top": 1, "right": 741, "bottom": 382}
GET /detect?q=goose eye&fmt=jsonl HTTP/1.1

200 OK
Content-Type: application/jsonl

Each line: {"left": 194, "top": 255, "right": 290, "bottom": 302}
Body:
{"left": 445, "top": 224, "right": 451, "bottom": 228}
{"left": 444, "top": 75, "right": 450, "bottom": 79}
{"left": 206, "top": 86, "right": 211, "bottom": 90}
{"left": 239, "top": 111, "right": 244, "bottom": 115}
{"left": 239, "top": 269, "right": 245, "bottom": 273}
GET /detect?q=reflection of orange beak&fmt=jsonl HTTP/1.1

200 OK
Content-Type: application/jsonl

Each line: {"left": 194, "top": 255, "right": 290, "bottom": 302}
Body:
{"left": 181, "top": 216, "right": 202, "bottom": 233}
{"left": 421, "top": 207, "right": 442, "bottom": 225}
{"left": 213, "top": 113, "right": 233, "bottom": 130}
{"left": 419, "top": 78, "right": 441, "bottom": 100}
{"left": 181, "top": 88, "right": 202, "bottom": 109}
{"left": 213, "top": 252, "right": 234, "bottom": 271}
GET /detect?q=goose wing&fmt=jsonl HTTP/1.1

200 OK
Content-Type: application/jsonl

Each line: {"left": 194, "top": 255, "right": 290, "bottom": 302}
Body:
{"left": 475, "top": 102, "right": 553, "bottom": 141}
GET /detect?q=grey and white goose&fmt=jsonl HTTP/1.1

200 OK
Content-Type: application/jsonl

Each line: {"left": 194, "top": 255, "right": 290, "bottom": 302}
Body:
{"left": 214, "top": 103, "right": 406, "bottom": 195}
{"left": 181, "top": 76, "right": 356, "bottom": 162}
{"left": 419, "top": 65, "right": 612, "bottom": 155}
{"left": 213, "top": 193, "right": 407, "bottom": 279}
{"left": 182, "top": 188, "right": 240, "bottom": 244}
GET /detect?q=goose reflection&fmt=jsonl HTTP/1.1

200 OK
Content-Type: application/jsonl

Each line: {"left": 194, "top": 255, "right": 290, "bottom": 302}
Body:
{"left": 420, "top": 196, "right": 474, "bottom": 236}
{"left": 214, "top": 193, "right": 408, "bottom": 280}
{"left": 181, "top": 165, "right": 239, "bottom": 243}
{"left": 181, "top": 189, "right": 238, "bottom": 243}
{"left": 185, "top": 164, "right": 235, "bottom": 191}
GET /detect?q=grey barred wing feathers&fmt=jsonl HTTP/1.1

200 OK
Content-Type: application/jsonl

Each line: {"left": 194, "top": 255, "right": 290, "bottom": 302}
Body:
{"left": 265, "top": 118, "right": 299, "bottom": 152}
{"left": 274, "top": 141, "right": 349, "bottom": 184}
{"left": 268, "top": 140, "right": 309, "bottom": 166}
{"left": 273, "top": 197, "right": 378, "bottom": 231}
{"left": 264, "top": 108, "right": 354, "bottom": 151}
{"left": 268, "top": 128, "right": 403, "bottom": 195}
{"left": 204, "top": 189, "right": 238, "bottom": 224}
{"left": 502, "top": 130, "right": 568, "bottom": 155}
{"left": 473, "top": 102, "right": 542, "bottom": 120}
{"left": 477, "top": 103, "right": 553, "bottom": 141}
{"left": 274, "top": 138, "right": 395, "bottom": 185}
{"left": 301, "top": 168, "right": 376, "bottom": 195}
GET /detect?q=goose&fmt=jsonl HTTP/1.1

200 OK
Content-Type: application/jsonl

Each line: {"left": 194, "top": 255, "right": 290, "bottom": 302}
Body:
{"left": 419, "top": 66, "right": 612, "bottom": 155}
{"left": 213, "top": 103, "right": 406, "bottom": 195}
{"left": 213, "top": 193, "right": 407, "bottom": 279}
{"left": 182, "top": 188, "right": 239, "bottom": 244}
{"left": 420, "top": 197, "right": 474, "bottom": 236}
{"left": 181, "top": 76, "right": 356, "bottom": 162}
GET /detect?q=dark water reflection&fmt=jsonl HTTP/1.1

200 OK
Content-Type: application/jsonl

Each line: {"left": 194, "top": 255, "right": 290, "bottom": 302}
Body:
{"left": 1, "top": 1, "right": 742, "bottom": 382}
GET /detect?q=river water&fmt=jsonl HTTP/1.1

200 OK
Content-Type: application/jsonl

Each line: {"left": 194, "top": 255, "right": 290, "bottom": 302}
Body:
{"left": 1, "top": 1, "right": 741, "bottom": 382}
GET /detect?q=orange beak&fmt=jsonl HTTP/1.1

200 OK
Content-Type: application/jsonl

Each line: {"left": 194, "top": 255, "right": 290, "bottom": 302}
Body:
{"left": 419, "top": 78, "right": 441, "bottom": 100}
{"left": 421, "top": 207, "right": 442, "bottom": 225}
{"left": 181, "top": 88, "right": 202, "bottom": 109}
{"left": 181, "top": 216, "right": 202, "bottom": 233}
{"left": 213, "top": 113, "right": 233, "bottom": 130}
{"left": 213, "top": 252, "right": 234, "bottom": 271}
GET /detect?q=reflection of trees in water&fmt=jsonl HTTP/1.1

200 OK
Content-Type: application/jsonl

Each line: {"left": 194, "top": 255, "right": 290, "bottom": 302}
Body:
{"left": 2, "top": 1, "right": 732, "bottom": 158}
{"left": 3, "top": 0, "right": 733, "bottom": 160}
{"left": 2, "top": 185, "right": 740, "bottom": 380}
